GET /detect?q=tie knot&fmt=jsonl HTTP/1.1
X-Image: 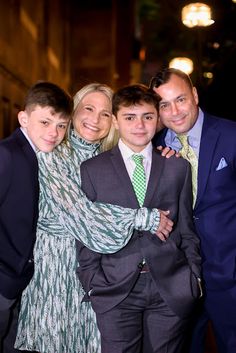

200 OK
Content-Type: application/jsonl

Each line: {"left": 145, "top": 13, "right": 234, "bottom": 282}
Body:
{"left": 132, "top": 154, "right": 144, "bottom": 165}
{"left": 177, "top": 134, "right": 188, "bottom": 148}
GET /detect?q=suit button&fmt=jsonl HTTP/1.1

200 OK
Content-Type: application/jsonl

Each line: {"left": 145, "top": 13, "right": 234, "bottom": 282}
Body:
{"left": 137, "top": 231, "right": 143, "bottom": 237}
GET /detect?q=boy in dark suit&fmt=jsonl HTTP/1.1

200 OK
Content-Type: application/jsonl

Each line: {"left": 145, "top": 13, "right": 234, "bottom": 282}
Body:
{"left": 0, "top": 81, "right": 73, "bottom": 352}
{"left": 78, "top": 84, "right": 202, "bottom": 353}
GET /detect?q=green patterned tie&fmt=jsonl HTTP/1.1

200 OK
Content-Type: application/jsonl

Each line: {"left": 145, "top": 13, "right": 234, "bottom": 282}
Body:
{"left": 132, "top": 154, "right": 146, "bottom": 207}
{"left": 177, "top": 134, "right": 198, "bottom": 206}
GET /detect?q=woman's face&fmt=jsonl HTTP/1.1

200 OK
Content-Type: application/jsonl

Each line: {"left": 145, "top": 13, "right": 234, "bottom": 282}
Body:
{"left": 73, "top": 91, "right": 112, "bottom": 142}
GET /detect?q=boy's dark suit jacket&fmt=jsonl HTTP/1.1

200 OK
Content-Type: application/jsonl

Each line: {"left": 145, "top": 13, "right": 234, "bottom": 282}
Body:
{"left": 78, "top": 146, "right": 201, "bottom": 318}
{"left": 0, "top": 128, "right": 39, "bottom": 299}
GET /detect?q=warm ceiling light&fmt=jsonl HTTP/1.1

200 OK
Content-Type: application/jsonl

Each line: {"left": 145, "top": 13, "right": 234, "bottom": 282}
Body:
{"left": 213, "top": 42, "right": 220, "bottom": 49}
{"left": 203, "top": 71, "right": 213, "bottom": 79}
{"left": 169, "top": 57, "right": 194, "bottom": 75}
{"left": 182, "top": 3, "right": 214, "bottom": 28}
{"left": 232, "top": 0, "right": 236, "bottom": 3}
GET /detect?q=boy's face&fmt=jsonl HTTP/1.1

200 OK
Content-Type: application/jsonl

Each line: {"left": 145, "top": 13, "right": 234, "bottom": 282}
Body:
{"left": 18, "top": 105, "right": 70, "bottom": 152}
{"left": 113, "top": 102, "right": 158, "bottom": 152}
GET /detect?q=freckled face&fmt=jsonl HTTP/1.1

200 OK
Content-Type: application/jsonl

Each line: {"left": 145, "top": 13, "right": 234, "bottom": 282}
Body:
{"left": 73, "top": 91, "right": 112, "bottom": 142}
{"left": 18, "top": 105, "right": 69, "bottom": 152}
{"left": 153, "top": 74, "right": 199, "bottom": 134}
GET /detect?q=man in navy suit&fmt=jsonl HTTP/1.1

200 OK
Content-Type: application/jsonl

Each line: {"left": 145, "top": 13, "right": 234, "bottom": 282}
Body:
{"left": 78, "top": 84, "right": 201, "bottom": 353}
{"left": 151, "top": 68, "right": 236, "bottom": 353}
{"left": 0, "top": 81, "right": 73, "bottom": 352}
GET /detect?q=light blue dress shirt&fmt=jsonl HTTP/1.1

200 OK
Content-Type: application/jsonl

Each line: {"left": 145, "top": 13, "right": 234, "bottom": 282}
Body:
{"left": 165, "top": 109, "right": 204, "bottom": 158}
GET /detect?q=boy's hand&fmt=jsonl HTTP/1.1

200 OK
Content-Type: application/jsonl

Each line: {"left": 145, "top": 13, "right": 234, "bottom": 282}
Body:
{"left": 156, "top": 210, "right": 173, "bottom": 242}
{"left": 157, "top": 145, "right": 180, "bottom": 159}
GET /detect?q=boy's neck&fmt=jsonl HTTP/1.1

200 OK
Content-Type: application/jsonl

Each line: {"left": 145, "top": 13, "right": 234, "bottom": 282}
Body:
{"left": 20, "top": 127, "right": 37, "bottom": 152}
{"left": 119, "top": 138, "right": 152, "bottom": 154}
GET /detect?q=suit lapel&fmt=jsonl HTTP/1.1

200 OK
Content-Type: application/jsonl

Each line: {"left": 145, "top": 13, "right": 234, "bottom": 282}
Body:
{"left": 195, "top": 115, "right": 220, "bottom": 209}
{"left": 14, "top": 128, "right": 39, "bottom": 198}
{"left": 152, "top": 128, "right": 168, "bottom": 147}
{"left": 110, "top": 146, "right": 139, "bottom": 207}
{"left": 154, "top": 117, "right": 221, "bottom": 210}
{"left": 144, "top": 150, "right": 164, "bottom": 207}
{"left": 110, "top": 146, "right": 164, "bottom": 208}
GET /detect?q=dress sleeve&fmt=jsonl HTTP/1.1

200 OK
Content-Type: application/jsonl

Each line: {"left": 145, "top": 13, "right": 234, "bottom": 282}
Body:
{"left": 37, "top": 150, "right": 160, "bottom": 254}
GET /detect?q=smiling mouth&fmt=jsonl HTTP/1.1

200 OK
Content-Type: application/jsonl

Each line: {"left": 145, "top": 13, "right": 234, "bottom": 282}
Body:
{"left": 172, "top": 116, "right": 186, "bottom": 124}
{"left": 44, "top": 139, "right": 57, "bottom": 145}
{"left": 83, "top": 123, "right": 100, "bottom": 132}
{"left": 133, "top": 132, "right": 146, "bottom": 136}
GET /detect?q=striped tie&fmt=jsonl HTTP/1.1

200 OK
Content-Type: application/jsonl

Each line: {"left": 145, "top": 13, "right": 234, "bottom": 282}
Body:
{"left": 132, "top": 154, "right": 146, "bottom": 207}
{"left": 177, "top": 134, "right": 198, "bottom": 206}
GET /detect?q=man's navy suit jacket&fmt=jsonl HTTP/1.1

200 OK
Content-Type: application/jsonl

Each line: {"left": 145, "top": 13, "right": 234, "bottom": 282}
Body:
{"left": 78, "top": 145, "right": 201, "bottom": 318}
{"left": 0, "top": 128, "right": 39, "bottom": 299}
{"left": 153, "top": 112, "right": 236, "bottom": 291}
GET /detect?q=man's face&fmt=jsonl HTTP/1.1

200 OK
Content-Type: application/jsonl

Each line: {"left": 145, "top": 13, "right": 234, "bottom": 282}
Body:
{"left": 18, "top": 105, "right": 70, "bottom": 152}
{"left": 153, "top": 74, "right": 199, "bottom": 134}
{"left": 113, "top": 102, "right": 158, "bottom": 152}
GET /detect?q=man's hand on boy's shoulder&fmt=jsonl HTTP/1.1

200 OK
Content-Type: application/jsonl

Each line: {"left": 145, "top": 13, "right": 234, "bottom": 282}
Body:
{"left": 157, "top": 146, "right": 180, "bottom": 159}
{"left": 156, "top": 210, "right": 173, "bottom": 242}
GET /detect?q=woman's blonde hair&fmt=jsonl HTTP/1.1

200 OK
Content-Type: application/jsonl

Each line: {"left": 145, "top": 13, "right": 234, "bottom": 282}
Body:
{"left": 72, "top": 83, "right": 119, "bottom": 151}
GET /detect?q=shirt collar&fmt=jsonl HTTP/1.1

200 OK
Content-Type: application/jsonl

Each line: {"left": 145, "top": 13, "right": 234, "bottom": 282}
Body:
{"left": 118, "top": 139, "right": 153, "bottom": 161}
{"left": 20, "top": 127, "right": 37, "bottom": 152}
{"left": 166, "top": 108, "right": 204, "bottom": 149}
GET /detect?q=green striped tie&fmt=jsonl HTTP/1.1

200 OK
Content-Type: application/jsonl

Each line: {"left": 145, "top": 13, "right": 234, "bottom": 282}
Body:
{"left": 132, "top": 154, "right": 146, "bottom": 207}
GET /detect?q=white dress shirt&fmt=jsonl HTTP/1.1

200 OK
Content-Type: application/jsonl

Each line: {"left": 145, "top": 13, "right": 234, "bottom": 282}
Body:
{"left": 118, "top": 139, "right": 153, "bottom": 186}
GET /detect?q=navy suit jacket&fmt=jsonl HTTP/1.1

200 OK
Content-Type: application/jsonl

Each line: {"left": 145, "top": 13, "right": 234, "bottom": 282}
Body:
{"left": 0, "top": 128, "right": 39, "bottom": 299}
{"left": 78, "top": 146, "right": 201, "bottom": 318}
{"left": 153, "top": 112, "right": 236, "bottom": 291}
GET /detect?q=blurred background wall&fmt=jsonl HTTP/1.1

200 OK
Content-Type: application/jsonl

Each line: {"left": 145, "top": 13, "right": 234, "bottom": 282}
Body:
{"left": 0, "top": 0, "right": 235, "bottom": 138}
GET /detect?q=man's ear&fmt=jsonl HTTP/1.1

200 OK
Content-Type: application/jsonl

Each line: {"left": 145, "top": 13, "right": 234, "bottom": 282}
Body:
{"left": 112, "top": 114, "right": 119, "bottom": 131}
{"left": 18, "top": 110, "right": 28, "bottom": 128}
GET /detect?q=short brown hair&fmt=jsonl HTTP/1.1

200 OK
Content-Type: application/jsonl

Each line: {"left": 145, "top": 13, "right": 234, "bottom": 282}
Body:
{"left": 112, "top": 83, "right": 161, "bottom": 116}
{"left": 24, "top": 81, "right": 73, "bottom": 116}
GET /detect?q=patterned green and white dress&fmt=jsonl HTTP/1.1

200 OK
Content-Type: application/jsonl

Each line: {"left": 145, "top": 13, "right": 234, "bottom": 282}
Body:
{"left": 15, "top": 130, "right": 159, "bottom": 353}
